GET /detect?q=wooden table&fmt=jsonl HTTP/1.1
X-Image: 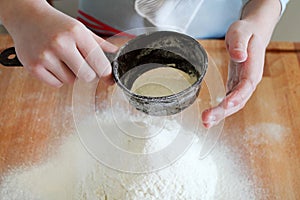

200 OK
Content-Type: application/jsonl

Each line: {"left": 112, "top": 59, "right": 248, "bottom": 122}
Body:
{"left": 0, "top": 34, "right": 299, "bottom": 199}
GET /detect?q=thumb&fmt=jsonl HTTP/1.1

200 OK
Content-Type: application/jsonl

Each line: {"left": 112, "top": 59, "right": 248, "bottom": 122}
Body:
{"left": 226, "top": 29, "right": 252, "bottom": 63}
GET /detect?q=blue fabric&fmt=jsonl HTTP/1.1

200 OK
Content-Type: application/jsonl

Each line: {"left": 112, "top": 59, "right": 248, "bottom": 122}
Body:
{"left": 78, "top": 0, "right": 289, "bottom": 39}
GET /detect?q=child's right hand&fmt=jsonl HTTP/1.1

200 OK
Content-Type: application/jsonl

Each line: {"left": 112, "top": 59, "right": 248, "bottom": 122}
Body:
{"left": 2, "top": 1, "right": 118, "bottom": 87}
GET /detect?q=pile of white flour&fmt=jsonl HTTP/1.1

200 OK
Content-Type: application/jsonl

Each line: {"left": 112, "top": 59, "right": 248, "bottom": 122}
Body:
{"left": 0, "top": 107, "right": 263, "bottom": 200}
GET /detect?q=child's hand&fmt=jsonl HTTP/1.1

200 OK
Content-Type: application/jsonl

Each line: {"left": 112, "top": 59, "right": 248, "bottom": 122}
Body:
{"left": 6, "top": 2, "right": 118, "bottom": 87}
{"left": 202, "top": 20, "right": 266, "bottom": 128}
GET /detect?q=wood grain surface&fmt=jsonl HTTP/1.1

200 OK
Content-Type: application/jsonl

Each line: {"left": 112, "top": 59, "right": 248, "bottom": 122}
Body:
{"left": 0, "top": 34, "right": 299, "bottom": 199}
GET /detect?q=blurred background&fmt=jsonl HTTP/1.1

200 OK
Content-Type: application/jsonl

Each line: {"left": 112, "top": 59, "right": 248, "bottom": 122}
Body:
{"left": 0, "top": 0, "right": 299, "bottom": 41}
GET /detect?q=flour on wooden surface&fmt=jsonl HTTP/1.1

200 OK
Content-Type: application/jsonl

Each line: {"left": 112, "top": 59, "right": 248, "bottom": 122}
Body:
{"left": 244, "top": 123, "right": 289, "bottom": 145}
{"left": 0, "top": 107, "right": 269, "bottom": 200}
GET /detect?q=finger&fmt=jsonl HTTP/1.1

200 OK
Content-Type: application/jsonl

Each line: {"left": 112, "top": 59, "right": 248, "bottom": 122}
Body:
{"left": 57, "top": 42, "right": 97, "bottom": 82}
{"left": 203, "top": 35, "right": 264, "bottom": 128}
{"left": 203, "top": 67, "right": 256, "bottom": 128}
{"left": 226, "top": 29, "right": 252, "bottom": 63}
{"left": 90, "top": 30, "right": 119, "bottom": 53}
{"left": 202, "top": 102, "right": 244, "bottom": 129}
{"left": 101, "top": 73, "right": 115, "bottom": 85}
{"left": 44, "top": 58, "right": 76, "bottom": 84}
{"left": 223, "top": 77, "right": 255, "bottom": 109}
{"left": 202, "top": 106, "right": 225, "bottom": 129}
{"left": 226, "top": 60, "right": 240, "bottom": 93}
{"left": 75, "top": 31, "right": 113, "bottom": 79}
{"left": 225, "top": 35, "right": 264, "bottom": 107}
{"left": 202, "top": 81, "right": 251, "bottom": 129}
{"left": 83, "top": 45, "right": 112, "bottom": 78}
{"left": 202, "top": 73, "right": 254, "bottom": 128}
{"left": 32, "top": 66, "right": 63, "bottom": 88}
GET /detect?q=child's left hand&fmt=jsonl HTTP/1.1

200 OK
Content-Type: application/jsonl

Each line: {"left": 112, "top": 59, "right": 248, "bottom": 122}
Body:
{"left": 202, "top": 20, "right": 266, "bottom": 128}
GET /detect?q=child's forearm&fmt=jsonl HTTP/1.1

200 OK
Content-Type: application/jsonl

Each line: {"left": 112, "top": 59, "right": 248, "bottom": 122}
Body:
{"left": 241, "top": 0, "right": 282, "bottom": 47}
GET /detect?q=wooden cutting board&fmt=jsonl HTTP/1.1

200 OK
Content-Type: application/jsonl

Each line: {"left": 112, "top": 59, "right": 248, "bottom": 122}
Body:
{"left": 0, "top": 34, "right": 299, "bottom": 199}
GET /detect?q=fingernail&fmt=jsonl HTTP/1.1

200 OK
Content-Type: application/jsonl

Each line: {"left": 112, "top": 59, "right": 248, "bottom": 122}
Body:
{"left": 55, "top": 83, "right": 64, "bottom": 88}
{"left": 233, "top": 47, "right": 245, "bottom": 52}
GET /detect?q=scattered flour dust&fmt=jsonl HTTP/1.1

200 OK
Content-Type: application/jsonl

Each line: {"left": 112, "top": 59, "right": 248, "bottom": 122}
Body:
{"left": 244, "top": 123, "right": 289, "bottom": 145}
{"left": 1, "top": 107, "right": 264, "bottom": 200}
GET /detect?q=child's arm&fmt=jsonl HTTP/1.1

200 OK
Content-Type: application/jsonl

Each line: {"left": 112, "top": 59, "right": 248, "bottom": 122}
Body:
{"left": 202, "top": 0, "right": 282, "bottom": 128}
{"left": 0, "top": 0, "right": 117, "bottom": 87}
